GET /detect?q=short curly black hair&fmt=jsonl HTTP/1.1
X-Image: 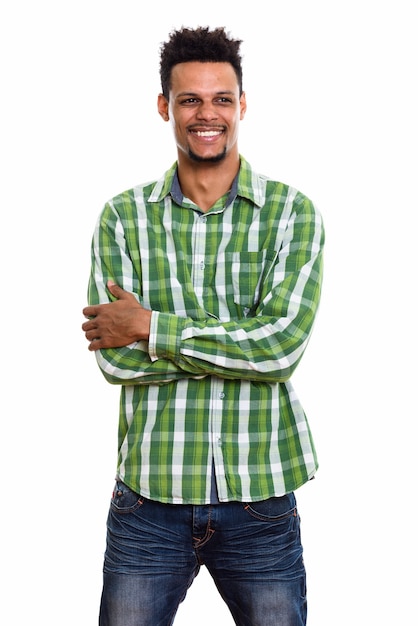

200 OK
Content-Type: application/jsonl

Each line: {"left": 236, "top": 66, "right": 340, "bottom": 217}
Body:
{"left": 159, "top": 26, "right": 243, "bottom": 99}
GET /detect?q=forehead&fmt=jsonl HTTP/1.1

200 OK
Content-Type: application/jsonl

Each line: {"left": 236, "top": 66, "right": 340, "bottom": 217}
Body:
{"left": 169, "top": 61, "right": 240, "bottom": 96}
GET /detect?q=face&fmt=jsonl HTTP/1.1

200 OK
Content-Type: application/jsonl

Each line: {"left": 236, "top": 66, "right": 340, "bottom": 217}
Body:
{"left": 158, "top": 61, "right": 246, "bottom": 165}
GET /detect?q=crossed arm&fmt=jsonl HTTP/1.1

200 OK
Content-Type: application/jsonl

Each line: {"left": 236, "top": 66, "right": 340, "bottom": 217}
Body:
{"left": 82, "top": 194, "right": 324, "bottom": 385}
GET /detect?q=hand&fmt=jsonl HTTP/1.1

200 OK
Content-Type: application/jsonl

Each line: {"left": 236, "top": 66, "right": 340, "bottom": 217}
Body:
{"left": 82, "top": 281, "right": 152, "bottom": 351}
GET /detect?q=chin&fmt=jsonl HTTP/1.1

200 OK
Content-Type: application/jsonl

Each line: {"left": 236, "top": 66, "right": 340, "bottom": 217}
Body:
{"left": 188, "top": 147, "right": 227, "bottom": 163}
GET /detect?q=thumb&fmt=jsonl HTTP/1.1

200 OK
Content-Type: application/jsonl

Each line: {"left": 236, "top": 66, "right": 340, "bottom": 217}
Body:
{"left": 107, "top": 280, "right": 127, "bottom": 299}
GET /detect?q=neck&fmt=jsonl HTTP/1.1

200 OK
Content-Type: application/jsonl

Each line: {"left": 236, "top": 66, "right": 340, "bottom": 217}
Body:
{"left": 177, "top": 153, "right": 240, "bottom": 212}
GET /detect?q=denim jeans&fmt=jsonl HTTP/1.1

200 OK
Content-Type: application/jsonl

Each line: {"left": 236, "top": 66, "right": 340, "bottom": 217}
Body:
{"left": 99, "top": 481, "right": 307, "bottom": 626}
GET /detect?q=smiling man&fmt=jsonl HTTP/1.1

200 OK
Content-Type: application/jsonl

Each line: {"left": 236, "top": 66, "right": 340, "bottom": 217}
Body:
{"left": 158, "top": 58, "right": 246, "bottom": 210}
{"left": 82, "top": 26, "right": 324, "bottom": 626}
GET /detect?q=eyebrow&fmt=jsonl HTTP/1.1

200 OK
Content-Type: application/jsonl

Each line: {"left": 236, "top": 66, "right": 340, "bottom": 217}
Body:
{"left": 175, "top": 90, "right": 236, "bottom": 98}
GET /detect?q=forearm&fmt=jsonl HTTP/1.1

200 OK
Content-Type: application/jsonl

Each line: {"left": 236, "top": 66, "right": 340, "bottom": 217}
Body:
{"left": 94, "top": 340, "right": 207, "bottom": 385}
{"left": 149, "top": 272, "right": 322, "bottom": 383}
{"left": 96, "top": 313, "right": 309, "bottom": 386}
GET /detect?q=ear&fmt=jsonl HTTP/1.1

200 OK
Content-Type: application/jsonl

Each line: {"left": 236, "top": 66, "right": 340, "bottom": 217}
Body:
{"left": 239, "top": 92, "right": 247, "bottom": 120}
{"left": 157, "top": 93, "right": 169, "bottom": 121}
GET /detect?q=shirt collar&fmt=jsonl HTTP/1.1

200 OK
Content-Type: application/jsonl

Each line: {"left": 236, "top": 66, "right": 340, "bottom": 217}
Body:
{"left": 148, "top": 156, "right": 266, "bottom": 209}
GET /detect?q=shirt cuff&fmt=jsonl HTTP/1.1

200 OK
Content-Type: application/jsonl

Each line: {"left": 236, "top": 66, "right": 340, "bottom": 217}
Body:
{"left": 148, "top": 311, "right": 186, "bottom": 362}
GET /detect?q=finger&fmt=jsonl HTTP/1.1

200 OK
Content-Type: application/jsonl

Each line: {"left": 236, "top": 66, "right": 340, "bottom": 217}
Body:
{"left": 88, "top": 339, "right": 101, "bottom": 351}
{"left": 84, "top": 328, "right": 100, "bottom": 341}
{"left": 82, "top": 305, "right": 97, "bottom": 318}
{"left": 81, "top": 319, "right": 97, "bottom": 331}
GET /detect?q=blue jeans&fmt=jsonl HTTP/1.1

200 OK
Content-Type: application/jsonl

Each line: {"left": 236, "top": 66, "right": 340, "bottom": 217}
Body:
{"left": 99, "top": 481, "right": 307, "bottom": 626}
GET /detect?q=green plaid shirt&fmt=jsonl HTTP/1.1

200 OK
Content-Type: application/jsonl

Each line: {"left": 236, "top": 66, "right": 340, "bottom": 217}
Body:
{"left": 88, "top": 156, "right": 325, "bottom": 504}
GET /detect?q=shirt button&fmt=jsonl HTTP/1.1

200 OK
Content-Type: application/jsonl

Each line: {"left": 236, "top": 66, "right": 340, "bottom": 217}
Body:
{"left": 200, "top": 261, "right": 205, "bottom": 270}
{"left": 201, "top": 215, "right": 207, "bottom": 223}
{"left": 219, "top": 392, "right": 225, "bottom": 399}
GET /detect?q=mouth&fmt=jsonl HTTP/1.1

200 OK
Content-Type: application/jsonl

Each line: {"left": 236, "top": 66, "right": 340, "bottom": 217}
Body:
{"left": 193, "top": 130, "right": 223, "bottom": 137}
{"left": 188, "top": 127, "right": 225, "bottom": 139}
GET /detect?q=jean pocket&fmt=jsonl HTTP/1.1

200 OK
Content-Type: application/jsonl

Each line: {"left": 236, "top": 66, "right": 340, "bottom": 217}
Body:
{"left": 243, "top": 493, "right": 297, "bottom": 522}
{"left": 110, "top": 481, "right": 144, "bottom": 514}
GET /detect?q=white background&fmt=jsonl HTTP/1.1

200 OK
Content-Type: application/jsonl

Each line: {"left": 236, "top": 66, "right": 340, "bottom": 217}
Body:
{"left": 1, "top": 1, "right": 416, "bottom": 624}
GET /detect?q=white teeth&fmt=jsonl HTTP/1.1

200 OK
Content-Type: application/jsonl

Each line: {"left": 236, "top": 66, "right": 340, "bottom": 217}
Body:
{"left": 195, "top": 130, "right": 222, "bottom": 137}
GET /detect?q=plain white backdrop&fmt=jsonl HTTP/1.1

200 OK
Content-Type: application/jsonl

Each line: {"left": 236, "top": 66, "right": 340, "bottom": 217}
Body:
{"left": 1, "top": 1, "right": 416, "bottom": 624}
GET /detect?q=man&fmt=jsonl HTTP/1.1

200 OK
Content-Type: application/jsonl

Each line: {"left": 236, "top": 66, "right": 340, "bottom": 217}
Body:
{"left": 82, "top": 26, "right": 324, "bottom": 626}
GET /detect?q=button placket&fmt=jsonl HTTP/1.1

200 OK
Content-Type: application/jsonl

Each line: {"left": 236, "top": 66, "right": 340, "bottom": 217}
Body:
{"left": 191, "top": 213, "right": 208, "bottom": 305}
{"left": 210, "top": 379, "right": 228, "bottom": 500}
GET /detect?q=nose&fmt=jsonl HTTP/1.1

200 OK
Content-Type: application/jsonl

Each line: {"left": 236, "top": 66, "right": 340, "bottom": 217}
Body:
{"left": 196, "top": 100, "right": 218, "bottom": 120}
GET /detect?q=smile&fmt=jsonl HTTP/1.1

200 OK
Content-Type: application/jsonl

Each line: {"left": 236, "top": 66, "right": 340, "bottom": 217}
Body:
{"left": 188, "top": 127, "right": 225, "bottom": 138}
{"left": 194, "top": 130, "right": 223, "bottom": 137}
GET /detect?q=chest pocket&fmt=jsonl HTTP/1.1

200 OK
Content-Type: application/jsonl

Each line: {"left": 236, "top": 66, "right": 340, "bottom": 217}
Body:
{"left": 226, "top": 249, "right": 278, "bottom": 316}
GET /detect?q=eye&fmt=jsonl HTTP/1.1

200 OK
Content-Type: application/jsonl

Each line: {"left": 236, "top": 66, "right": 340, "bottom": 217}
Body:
{"left": 180, "top": 97, "right": 200, "bottom": 105}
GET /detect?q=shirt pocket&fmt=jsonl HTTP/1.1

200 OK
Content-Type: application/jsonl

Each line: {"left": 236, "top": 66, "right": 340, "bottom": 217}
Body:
{"left": 227, "top": 249, "right": 278, "bottom": 316}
